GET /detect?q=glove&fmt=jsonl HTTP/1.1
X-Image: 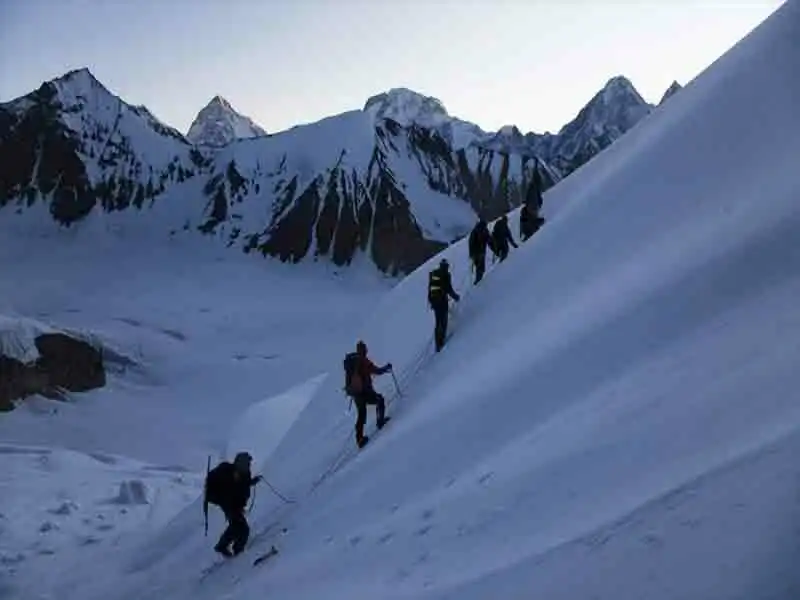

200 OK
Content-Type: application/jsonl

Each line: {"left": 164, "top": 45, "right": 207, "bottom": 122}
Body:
{"left": 252, "top": 475, "right": 263, "bottom": 485}
{"left": 385, "top": 363, "right": 393, "bottom": 372}
{"left": 455, "top": 294, "right": 461, "bottom": 302}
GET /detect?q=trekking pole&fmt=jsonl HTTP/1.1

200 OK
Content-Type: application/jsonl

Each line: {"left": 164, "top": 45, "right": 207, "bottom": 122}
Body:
{"left": 390, "top": 368, "right": 402, "bottom": 398}
{"left": 203, "top": 455, "right": 210, "bottom": 537}
{"left": 248, "top": 485, "right": 257, "bottom": 514}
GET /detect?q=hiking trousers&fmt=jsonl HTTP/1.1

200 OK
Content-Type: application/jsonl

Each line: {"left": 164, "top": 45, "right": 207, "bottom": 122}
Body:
{"left": 472, "top": 252, "right": 486, "bottom": 284}
{"left": 354, "top": 390, "right": 386, "bottom": 444}
{"left": 431, "top": 300, "right": 449, "bottom": 352}
{"left": 217, "top": 506, "right": 250, "bottom": 555}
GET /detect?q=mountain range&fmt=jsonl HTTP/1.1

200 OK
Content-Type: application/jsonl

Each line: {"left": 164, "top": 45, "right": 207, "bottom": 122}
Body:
{"left": 0, "top": 69, "right": 680, "bottom": 275}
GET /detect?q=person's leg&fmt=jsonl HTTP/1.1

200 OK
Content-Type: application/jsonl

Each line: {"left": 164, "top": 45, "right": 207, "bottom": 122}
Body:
{"left": 230, "top": 510, "right": 250, "bottom": 555}
{"left": 434, "top": 303, "right": 448, "bottom": 351}
{"left": 354, "top": 395, "right": 367, "bottom": 446}
{"left": 474, "top": 253, "right": 485, "bottom": 283}
{"left": 215, "top": 507, "right": 236, "bottom": 555}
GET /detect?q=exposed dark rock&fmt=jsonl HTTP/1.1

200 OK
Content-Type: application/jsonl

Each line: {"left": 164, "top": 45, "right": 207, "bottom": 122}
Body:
{"left": 0, "top": 333, "right": 105, "bottom": 411}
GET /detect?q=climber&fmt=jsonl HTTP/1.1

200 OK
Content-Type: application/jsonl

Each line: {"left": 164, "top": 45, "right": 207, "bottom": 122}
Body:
{"left": 520, "top": 201, "right": 545, "bottom": 241}
{"left": 204, "top": 451, "right": 262, "bottom": 557}
{"left": 526, "top": 165, "right": 544, "bottom": 212}
{"left": 428, "top": 258, "right": 460, "bottom": 352}
{"left": 491, "top": 215, "right": 518, "bottom": 261}
{"left": 344, "top": 341, "right": 393, "bottom": 448}
{"left": 468, "top": 218, "right": 493, "bottom": 284}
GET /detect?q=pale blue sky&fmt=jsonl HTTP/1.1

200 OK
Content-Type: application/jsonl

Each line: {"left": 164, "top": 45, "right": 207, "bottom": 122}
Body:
{"left": 0, "top": 0, "right": 783, "bottom": 135}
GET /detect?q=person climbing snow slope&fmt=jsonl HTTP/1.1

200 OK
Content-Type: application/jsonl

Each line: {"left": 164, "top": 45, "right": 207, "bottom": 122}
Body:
{"left": 468, "top": 218, "right": 493, "bottom": 284}
{"left": 204, "top": 451, "right": 262, "bottom": 557}
{"left": 428, "top": 258, "right": 460, "bottom": 352}
{"left": 344, "top": 341, "right": 393, "bottom": 448}
{"left": 491, "top": 215, "right": 518, "bottom": 262}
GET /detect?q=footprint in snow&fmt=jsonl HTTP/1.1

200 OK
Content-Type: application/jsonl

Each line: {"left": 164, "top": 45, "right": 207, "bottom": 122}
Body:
{"left": 39, "top": 521, "right": 59, "bottom": 533}
{"left": 49, "top": 501, "right": 79, "bottom": 516}
{"left": 416, "top": 524, "right": 433, "bottom": 537}
{"left": 421, "top": 508, "right": 435, "bottom": 521}
{"left": 378, "top": 532, "right": 394, "bottom": 545}
{"left": 478, "top": 472, "right": 494, "bottom": 486}
{"left": 348, "top": 535, "right": 362, "bottom": 547}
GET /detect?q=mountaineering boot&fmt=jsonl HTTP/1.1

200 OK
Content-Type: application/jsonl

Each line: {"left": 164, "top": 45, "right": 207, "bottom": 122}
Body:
{"left": 214, "top": 543, "right": 233, "bottom": 558}
{"left": 357, "top": 435, "right": 370, "bottom": 449}
{"left": 377, "top": 416, "right": 391, "bottom": 429}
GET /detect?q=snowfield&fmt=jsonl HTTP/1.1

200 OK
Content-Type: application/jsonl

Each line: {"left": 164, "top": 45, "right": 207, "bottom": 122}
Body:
{"left": 2, "top": 1, "right": 800, "bottom": 599}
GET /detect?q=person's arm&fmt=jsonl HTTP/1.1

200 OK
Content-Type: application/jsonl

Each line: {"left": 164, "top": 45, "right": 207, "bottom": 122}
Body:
{"left": 366, "top": 358, "right": 392, "bottom": 375}
{"left": 445, "top": 273, "right": 460, "bottom": 301}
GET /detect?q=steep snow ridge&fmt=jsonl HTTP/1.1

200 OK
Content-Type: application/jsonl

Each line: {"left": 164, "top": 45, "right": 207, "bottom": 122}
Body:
{"left": 221, "top": 110, "right": 376, "bottom": 183}
{"left": 186, "top": 95, "right": 267, "bottom": 147}
{"left": 84, "top": 2, "right": 800, "bottom": 599}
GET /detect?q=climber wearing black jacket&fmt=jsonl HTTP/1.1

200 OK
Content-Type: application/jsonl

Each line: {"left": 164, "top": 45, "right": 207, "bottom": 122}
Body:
{"left": 428, "top": 258, "right": 460, "bottom": 352}
{"left": 468, "top": 219, "right": 493, "bottom": 284}
{"left": 491, "top": 215, "right": 517, "bottom": 261}
{"left": 204, "top": 452, "right": 262, "bottom": 557}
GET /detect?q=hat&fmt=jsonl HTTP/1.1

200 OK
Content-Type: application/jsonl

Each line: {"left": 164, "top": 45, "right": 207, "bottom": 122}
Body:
{"left": 233, "top": 452, "right": 253, "bottom": 471}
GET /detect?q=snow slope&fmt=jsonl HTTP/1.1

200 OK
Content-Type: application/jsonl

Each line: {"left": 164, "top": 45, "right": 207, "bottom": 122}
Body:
{"left": 0, "top": 444, "right": 202, "bottom": 600}
{"left": 5, "top": 2, "right": 800, "bottom": 598}
{"left": 37, "top": 1, "right": 796, "bottom": 599}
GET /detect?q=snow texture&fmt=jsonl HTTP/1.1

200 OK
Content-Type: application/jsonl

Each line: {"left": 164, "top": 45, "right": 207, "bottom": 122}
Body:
{"left": 2, "top": 1, "right": 799, "bottom": 599}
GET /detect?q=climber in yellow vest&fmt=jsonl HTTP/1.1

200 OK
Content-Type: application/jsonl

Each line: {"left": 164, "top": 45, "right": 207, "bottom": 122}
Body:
{"left": 427, "top": 259, "right": 460, "bottom": 352}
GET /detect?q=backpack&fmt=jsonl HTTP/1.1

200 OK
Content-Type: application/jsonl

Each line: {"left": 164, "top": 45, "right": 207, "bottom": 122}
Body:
{"left": 343, "top": 352, "right": 363, "bottom": 396}
{"left": 204, "top": 462, "right": 232, "bottom": 507}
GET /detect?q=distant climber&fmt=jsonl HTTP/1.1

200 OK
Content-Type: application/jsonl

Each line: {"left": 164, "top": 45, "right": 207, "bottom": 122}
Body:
{"left": 344, "top": 341, "right": 393, "bottom": 448}
{"left": 491, "top": 215, "right": 517, "bottom": 261}
{"left": 519, "top": 202, "right": 544, "bottom": 242}
{"left": 428, "top": 258, "right": 460, "bottom": 352}
{"left": 204, "top": 452, "right": 262, "bottom": 558}
{"left": 468, "top": 218, "right": 493, "bottom": 284}
{"left": 526, "top": 166, "right": 544, "bottom": 213}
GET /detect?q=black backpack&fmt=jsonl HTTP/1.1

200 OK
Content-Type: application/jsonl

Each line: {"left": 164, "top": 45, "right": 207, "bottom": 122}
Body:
{"left": 205, "top": 462, "right": 232, "bottom": 507}
{"left": 343, "top": 352, "right": 362, "bottom": 396}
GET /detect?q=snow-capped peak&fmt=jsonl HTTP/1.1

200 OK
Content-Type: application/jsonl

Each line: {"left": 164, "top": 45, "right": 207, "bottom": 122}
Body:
{"left": 186, "top": 95, "right": 267, "bottom": 147}
{"left": 363, "top": 87, "right": 451, "bottom": 128}
{"left": 598, "top": 75, "right": 647, "bottom": 107}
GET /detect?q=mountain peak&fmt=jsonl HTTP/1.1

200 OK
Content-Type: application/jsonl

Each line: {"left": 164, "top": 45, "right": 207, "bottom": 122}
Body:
{"left": 598, "top": 75, "right": 646, "bottom": 105}
{"left": 186, "top": 95, "right": 267, "bottom": 147}
{"left": 659, "top": 81, "right": 683, "bottom": 105}
{"left": 208, "top": 95, "right": 232, "bottom": 109}
{"left": 364, "top": 87, "right": 450, "bottom": 128}
{"left": 52, "top": 67, "right": 107, "bottom": 97}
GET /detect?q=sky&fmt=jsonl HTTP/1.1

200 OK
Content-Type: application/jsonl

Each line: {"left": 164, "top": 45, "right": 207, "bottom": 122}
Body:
{"left": 0, "top": 0, "right": 784, "bottom": 136}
